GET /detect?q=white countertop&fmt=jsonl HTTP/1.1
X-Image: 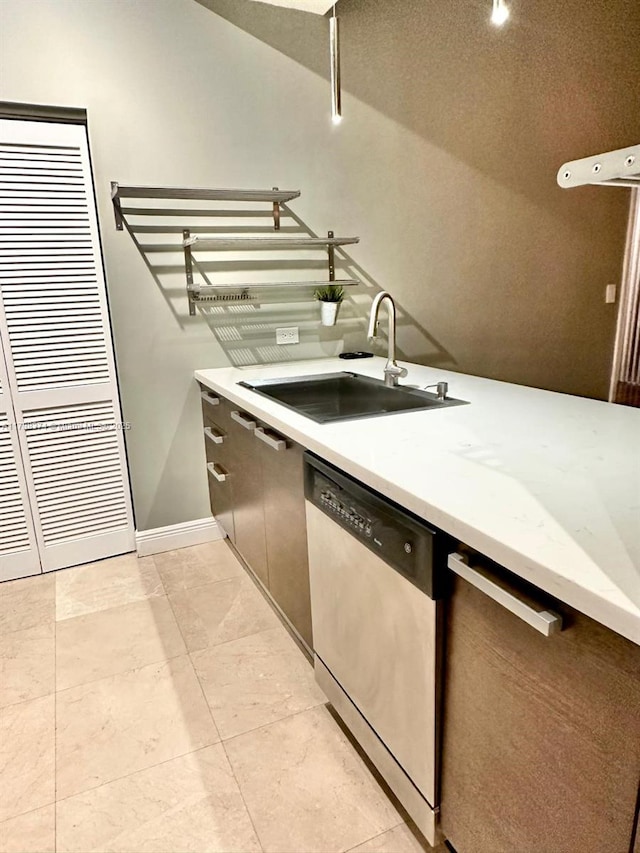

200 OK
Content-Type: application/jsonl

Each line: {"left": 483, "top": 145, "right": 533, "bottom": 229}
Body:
{"left": 195, "top": 357, "right": 640, "bottom": 645}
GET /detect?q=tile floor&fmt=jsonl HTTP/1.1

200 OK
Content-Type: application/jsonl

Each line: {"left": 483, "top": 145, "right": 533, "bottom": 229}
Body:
{"left": 0, "top": 541, "right": 435, "bottom": 853}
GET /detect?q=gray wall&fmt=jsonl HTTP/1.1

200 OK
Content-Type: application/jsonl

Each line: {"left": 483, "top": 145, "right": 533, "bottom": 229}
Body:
{"left": 0, "top": 0, "right": 638, "bottom": 531}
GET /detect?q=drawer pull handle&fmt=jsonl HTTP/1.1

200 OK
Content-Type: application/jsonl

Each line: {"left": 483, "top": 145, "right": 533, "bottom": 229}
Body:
{"left": 447, "top": 552, "right": 562, "bottom": 637}
{"left": 207, "top": 462, "right": 228, "bottom": 482}
{"left": 255, "top": 426, "right": 286, "bottom": 451}
{"left": 200, "top": 391, "right": 220, "bottom": 406}
{"left": 230, "top": 410, "right": 256, "bottom": 431}
{"left": 204, "top": 426, "right": 224, "bottom": 445}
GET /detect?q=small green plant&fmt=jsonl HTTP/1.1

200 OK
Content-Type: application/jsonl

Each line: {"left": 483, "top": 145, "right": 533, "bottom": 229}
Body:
{"left": 314, "top": 284, "right": 345, "bottom": 303}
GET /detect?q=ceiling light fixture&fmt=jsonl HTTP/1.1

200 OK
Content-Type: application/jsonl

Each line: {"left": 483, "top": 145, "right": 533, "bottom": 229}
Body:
{"left": 490, "top": 0, "right": 510, "bottom": 26}
{"left": 330, "top": 4, "right": 342, "bottom": 124}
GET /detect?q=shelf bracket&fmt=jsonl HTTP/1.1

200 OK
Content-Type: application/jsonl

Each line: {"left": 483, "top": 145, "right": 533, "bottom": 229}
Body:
{"left": 327, "top": 230, "right": 335, "bottom": 281}
{"left": 111, "top": 181, "right": 123, "bottom": 231}
{"left": 183, "top": 229, "right": 196, "bottom": 316}
{"left": 272, "top": 186, "right": 280, "bottom": 231}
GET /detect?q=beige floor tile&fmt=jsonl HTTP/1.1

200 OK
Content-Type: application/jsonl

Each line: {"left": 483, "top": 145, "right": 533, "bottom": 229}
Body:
{"left": 56, "top": 745, "right": 261, "bottom": 853}
{"left": 0, "top": 694, "right": 55, "bottom": 822}
{"left": 55, "top": 553, "right": 163, "bottom": 621}
{"left": 56, "top": 655, "right": 219, "bottom": 800}
{"left": 224, "top": 705, "right": 403, "bottom": 853}
{"left": 0, "top": 573, "right": 54, "bottom": 637}
{"left": 348, "top": 824, "right": 433, "bottom": 853}
{"left": 56, "top": 596, "right": 186, "bottom": 691}
{"left": 192, "top": 626, "right": 325, "bottom": 739}
{"left": 169, "top": 575, "right": 278, "bottom": 653}
{"left": 0, "top": 622, "right": 54, "bottom": 708}
{"left": 153, "top": 541, "right": 242, "bottom": 595}
{"left": 0, "top": 804, "right": 55, "bottom": 853}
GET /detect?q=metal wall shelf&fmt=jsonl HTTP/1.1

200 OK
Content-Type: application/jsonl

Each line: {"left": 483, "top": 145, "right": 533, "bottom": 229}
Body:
{"left": 189, "top": 278, "right": 359, "bottom": 305}
{"left": 111, "top": 183, "right": 300, "bottom": 230}
{"left": 557, "top": 144, "right": 640, "bottom": 189}
{"left": 114, "top": 186, "right": 301, "bottom": 202}
{"left": 182, "top": 236, "right": 359, "bottom": 250}
{"left": 111, "top": 183, "right": 361, "bottom": 314}
{"left": 191, "top": 279, "right": 359, "bottom": 289}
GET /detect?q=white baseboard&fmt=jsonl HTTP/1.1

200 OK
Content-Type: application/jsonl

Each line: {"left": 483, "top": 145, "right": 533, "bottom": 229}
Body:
{"left": 135, "top": 516, "right": 224, "bottom": 557}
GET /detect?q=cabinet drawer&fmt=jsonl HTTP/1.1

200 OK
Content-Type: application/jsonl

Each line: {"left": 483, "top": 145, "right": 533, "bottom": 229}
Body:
{"left": 227, "top": 408, "right": 268, "bottom": 586}
{"left": 201, "top": 390, "right": 232, "bottom": 432}
{"left": 206, "top": 461, "right": 234, "bottom": 542}
{"left": 256, "top": 423, "right": 312, "bottom": 647}
{"left": 441, "top": 567, "right": 640, "bottom": 853}
{"left": 203, "top": 423, "right": 233, "bottom": 469}
{"left": 200, "top": 387, "right": 222, "bottom": 419}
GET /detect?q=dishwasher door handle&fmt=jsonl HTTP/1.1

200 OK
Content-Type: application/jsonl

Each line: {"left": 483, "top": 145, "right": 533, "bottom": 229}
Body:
{"left": 447, "top": 552, "right": 563, "bottom": 637}
{"left": 230, "top": 410, "right": 257, "bottom": 431}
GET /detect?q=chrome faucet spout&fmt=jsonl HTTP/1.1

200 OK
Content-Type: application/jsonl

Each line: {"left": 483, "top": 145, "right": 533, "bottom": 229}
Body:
{"left": 367, "top": 291, "right": 408, "bottom": 387}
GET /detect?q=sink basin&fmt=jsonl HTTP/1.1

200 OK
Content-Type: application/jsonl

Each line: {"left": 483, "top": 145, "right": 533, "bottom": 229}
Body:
{"left": 238, "top": 372, "right": 468, "bottom": 423}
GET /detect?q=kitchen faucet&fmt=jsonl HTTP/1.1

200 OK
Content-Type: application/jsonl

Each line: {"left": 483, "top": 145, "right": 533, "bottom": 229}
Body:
{"left": 367, "top": 291, "right": 408, "bottom": 387}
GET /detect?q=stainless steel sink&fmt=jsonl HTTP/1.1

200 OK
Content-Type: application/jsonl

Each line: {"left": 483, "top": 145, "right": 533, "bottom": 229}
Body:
{"left": 238, "top": 372, "right": 468, "bottom": 423}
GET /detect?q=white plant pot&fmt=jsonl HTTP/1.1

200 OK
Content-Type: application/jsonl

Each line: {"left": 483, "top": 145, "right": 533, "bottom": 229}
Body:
{"left": 320, "top": 301, "right": 340, "bottom": 326}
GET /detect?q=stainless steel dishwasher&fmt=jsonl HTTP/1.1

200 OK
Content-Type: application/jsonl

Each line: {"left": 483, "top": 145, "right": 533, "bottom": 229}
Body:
{"left": 304, "top": 454, "right": 443, "bottom": 846}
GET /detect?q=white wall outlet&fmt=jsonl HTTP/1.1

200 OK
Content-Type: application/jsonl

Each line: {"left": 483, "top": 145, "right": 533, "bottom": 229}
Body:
{"left": 605, "top": 284, "right": 617, "bottom": 304}
{"left": 276, "top": 326, "right": 300, "bottom": 345}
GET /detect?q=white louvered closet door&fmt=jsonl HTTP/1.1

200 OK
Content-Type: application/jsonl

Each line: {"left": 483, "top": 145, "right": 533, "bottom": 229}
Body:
{"left": 0, "top": 330, "right": 40, "bottom": 581}
{"left": 0, "top": 118, "right": 135, "bottom": 573}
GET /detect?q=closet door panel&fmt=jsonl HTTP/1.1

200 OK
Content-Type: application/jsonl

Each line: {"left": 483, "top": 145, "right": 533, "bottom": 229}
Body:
{"left": 21, "top": 401, "right": 133, "bottom": 568}
{"left": 0, "top": 334, "right": 40, "bottom": 581}
{"left": 0, "top": 118, "right": 135, "bottom": 572}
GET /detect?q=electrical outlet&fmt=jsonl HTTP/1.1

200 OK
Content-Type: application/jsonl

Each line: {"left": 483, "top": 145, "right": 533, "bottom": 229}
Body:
{"left": 605, "top": 284, "right": 617, "bottom": 304}
{"left": 276, "top": 327, "right": 300, "bottom": 345}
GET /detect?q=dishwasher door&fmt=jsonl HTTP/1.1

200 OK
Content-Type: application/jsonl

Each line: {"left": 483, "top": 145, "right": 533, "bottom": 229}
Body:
{"left": 306, "top": 500, "right": 439, "bottom": 810}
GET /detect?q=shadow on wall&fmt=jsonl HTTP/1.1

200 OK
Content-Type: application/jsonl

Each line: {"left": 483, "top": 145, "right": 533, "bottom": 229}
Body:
{"left": 188, "top": 0, "right": 637, "bottom": 402}
{"left": 199, "top": 0, "right": 639, "bottom": 230}
{"left": 118, "top": 193, "right": 453, "bottom": 367}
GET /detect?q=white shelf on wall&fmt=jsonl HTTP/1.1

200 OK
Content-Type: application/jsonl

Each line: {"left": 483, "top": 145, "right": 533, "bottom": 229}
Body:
{"left": 557, "top": 144, "right": 640, "bottom": 189}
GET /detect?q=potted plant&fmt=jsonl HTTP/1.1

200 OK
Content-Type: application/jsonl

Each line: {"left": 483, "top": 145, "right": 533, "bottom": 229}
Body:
{"left": 314, "top": 284, "right": 345, "bottom": 326}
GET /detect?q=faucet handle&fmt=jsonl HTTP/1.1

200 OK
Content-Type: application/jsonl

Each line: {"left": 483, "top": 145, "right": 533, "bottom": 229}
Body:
{"left": 384, "top": 362, "right": 408, "bottom": 387}
{"left": 386, "top": 363, "right": 408, "bottom": 378}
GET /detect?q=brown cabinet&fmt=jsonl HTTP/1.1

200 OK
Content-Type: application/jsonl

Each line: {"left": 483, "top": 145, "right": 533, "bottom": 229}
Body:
{"left": 255, "top": 426, "right": 312, "bottom": 647}
{"left": 226, "top": 408, "right": 269, "bottom": 587}
{"left": 202, "top": 394, "right": 235, "bottom": 541}
{"left": 202, "top": 394, "right": 235, "bottom": 542}
{"left": 205, "top": 464, "right": 235, "bottom": 543}
{"left": 440, "top": 567, "right": 640, "bottom": 853}
{"left": 199, "top": 385, "right": 312, "bottom": 647}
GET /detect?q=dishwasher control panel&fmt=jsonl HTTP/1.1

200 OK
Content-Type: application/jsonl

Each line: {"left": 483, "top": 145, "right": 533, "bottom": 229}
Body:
{"left": 319, "top": 487, "right": 373, "bottom": 537}
{"left": 304, "top": 453, "right": 437, "bottom": 598}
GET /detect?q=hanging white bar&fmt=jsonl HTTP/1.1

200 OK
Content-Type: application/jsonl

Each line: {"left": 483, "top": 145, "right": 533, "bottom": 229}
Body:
{"left": 557, "top": 145, "right": 640, "bottom": 189}
{"left": 330, "top": 10, "right": 342, "bottom": 125}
